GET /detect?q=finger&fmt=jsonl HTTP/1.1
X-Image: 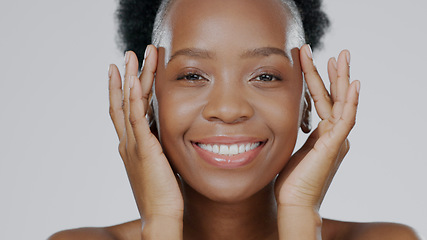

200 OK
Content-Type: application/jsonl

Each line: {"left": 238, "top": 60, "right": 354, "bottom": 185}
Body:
{"left": 138, "top": 45, "right": 158, "bottom": 112}
{"left": 331, "top": 50, "right": 351, "bottom": 122}
{"left": 123, "top": 51, "right": 140, "bottom": 145}
{"left": 300, "top": 44, "right": 333, "bottom": 120}
{"left": 109, "top": 64, "right": 125, "bottom": 140}
{"left": 129, "top": 76, "right": 153, "bottom": 148}
{"left": 326, "top": 80, "right": 360, "bottom": 147}
{"left": 336, "top": 50, "right": 351, "bottom": 102}
{"left": 130, "top": 46, "right": 158, "bottom": 146}
{"left": 306, "top": 81, "right": 358, "bottom": 173}
{"left": 327, "top": 57, "right": 338, "bottom": 101}
{"left": 306, "top": 81, "right": 359, "bottom": 170}
{"left": 124, "top": 51, "right": 140, "bottom": 82}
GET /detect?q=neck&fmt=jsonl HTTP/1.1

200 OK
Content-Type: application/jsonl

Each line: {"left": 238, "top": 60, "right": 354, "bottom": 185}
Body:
{"left": 182, "top": 181, "right": 279, "bottom": 240}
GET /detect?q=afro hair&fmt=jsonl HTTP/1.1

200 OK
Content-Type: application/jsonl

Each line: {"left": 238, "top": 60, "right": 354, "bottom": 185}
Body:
{"left": 116, "top": 0, "right": 330, "bottom": 69}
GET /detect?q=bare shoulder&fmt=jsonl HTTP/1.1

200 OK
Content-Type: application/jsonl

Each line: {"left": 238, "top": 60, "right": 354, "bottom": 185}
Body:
{"left": 322, "top": 218, "right": 421, "bottom": 240}
{"left": 48, "top": 218, "right": 421, "bottom": 240}
{"left": 48, "top": 219, "right": 141, "bottom": 240}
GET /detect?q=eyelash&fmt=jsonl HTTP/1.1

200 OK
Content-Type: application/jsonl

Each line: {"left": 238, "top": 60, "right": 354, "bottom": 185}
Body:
{"left": 253, "top": 73, "right": 282, "bottom": 82}
{"left": 177, "top": 72, "right": 206, "bottom": 81}
{"left": 176, "top": 71, "right": 282, "bottom": 82}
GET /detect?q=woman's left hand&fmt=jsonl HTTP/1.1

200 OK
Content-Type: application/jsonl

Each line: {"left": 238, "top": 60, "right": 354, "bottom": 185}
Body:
{"left": 275, "top": 44, "right": 360, "bottom": 212}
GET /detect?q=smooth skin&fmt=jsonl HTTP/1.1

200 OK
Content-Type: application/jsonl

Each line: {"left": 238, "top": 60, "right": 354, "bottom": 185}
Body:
{"left": 49, "top": 46, "right": 419, "bottom": 240}
{"left": 49, "top": 0, "right": 420, "bottom": 239}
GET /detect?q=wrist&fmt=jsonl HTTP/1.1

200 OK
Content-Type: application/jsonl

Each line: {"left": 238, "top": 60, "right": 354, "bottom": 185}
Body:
{"left": 277, "top": 205, "right": 322, "bottom": 240}
{"left": 142, "top": 215, "right": 183, "bottom": 240}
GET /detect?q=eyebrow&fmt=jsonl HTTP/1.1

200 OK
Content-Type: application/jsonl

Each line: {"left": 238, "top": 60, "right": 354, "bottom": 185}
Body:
{"left": 169, "top": 48, "right": 215, "bottom": 63}
{"left": 168, "top": 47, "right": 290, "bottom": 63}
{"left": 240, "top": 47, "right": 290, "bottom": 60}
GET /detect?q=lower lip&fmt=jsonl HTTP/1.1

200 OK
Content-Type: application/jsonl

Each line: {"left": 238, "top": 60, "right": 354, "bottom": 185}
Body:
{"left": 192, "top": 142, "right": 265, "bottom": 169}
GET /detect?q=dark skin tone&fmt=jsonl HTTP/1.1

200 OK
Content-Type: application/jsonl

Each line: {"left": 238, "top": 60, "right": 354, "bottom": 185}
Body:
{"left": 49, "top": 0, "right": 419, "bottom": 239}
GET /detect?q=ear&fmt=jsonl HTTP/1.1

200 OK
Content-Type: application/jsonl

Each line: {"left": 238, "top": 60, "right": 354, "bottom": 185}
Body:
{"left": 147, "top": 95, "right": 159, "bottom": 139}
{"left": 300, "top": 89, "right": 312, "bottom": 133}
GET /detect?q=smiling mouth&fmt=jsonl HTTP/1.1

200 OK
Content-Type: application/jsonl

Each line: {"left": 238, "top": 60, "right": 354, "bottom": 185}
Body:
{"left": 196, "top": 142, "right": 262, "bottom": 156}
{"left": 192, "top": 139, "right": 267, "bottom": 168}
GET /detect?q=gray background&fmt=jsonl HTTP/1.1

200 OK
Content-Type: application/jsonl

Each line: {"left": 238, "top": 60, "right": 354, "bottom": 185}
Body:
{"left": 1, "top": 0, "right": 426, "bottom": 239}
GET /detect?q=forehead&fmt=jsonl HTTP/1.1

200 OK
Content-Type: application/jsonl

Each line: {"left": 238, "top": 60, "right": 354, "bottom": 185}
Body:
{"left": 164, "top": 0, "right": 290, "bottom": 55}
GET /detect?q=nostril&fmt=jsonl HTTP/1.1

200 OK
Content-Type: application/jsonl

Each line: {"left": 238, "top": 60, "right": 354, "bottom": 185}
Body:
{"left": 202, "top": 98, "right": 254, "bottom": 124}
{"left": 206, "top": 115, "right": 250, "bottom": 124}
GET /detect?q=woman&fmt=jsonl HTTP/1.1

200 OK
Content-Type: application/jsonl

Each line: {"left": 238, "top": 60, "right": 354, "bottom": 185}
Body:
{"left": 50, "top": 0, "right": 419, "bottom": 239}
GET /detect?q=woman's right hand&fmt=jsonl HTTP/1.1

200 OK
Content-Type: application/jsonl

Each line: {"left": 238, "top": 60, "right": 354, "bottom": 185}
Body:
{"left": 108, "top": 45, "right": 184, "bottom": 235}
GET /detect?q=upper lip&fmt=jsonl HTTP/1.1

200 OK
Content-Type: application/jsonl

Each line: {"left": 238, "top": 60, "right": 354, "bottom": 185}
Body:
{"left": 191, "top": 136, "right": 267, "bottom": 145}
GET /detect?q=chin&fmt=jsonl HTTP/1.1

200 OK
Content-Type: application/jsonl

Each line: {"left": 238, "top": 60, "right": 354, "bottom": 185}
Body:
{"left": 180, "top": 169, "right": 278, "bottom": 204}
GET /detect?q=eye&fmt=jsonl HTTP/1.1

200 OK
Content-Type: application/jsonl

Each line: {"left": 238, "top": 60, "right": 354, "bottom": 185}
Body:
{"left": 177, "top": 72, "right": 206, "bottom": 81}
{"left": 254, "top": 73, "right": 282, "bottom": 82}
{"left": 175, "top": 70, "right": 209, "bottom": 87}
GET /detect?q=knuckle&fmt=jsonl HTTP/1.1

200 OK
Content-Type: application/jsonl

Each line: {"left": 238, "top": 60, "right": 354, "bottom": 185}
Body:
{"left": 129, "top": 115, "right": 140, "bottom": 128}
{"left": 310, "top": 65, "right": 320, "bottom": 75}
{"left": 340, "top": 116, "right": 355, "bottom": 128}
{"left": 352, "top": 99, "right": 359, "bottom": 108}
{"left": 303, "top": 63, "right": 317, "bottom": 75}
{"left": 129, "top": 94, "right": 140, "bottom": 105}
{"left": 109, "top": 106, "right": 119, "bottom": 118}
{"left": 328, "top": 115, "right": 339, "bottom": 125}
{"left": 121, "top": 101, "right": 127, "bottom": 112}
{"left": 118, "top": 141, "right": 126, "bottom": 157}
{"left": 312, "top": 92, "right": 331, "bottom": 104}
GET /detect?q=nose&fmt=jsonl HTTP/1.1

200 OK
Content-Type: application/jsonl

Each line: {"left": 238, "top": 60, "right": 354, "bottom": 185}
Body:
{"left": 202, "top": 80, "right": 254, "bottom": 124}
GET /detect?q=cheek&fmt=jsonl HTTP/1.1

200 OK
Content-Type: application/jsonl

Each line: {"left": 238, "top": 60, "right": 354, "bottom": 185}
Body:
{"left": 253, "top": 85, "right": 303, "bottom": 168}
{"left": 155, "top": 83, "right": 203, "bottom": 160}
{"left": 254, "top": 81, "right": 303, "bottom": 133}
{"left": 263, "top": 97, "right": 301, "bottom": 136}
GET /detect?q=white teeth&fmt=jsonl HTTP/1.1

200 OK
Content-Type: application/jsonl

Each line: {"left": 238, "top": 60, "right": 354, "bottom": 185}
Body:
{"left": 250, "top": 142, "right": 259, "bottom": 150}
{"left": 219, "top": 145, "right": 229, "bottom": 155}
{"left": 238, "top": 144, "right": 245, "bottom": 154}
{"left": 212, "top": 144, "right": 219, "bottom": 154}
{"left": 198, "top": 142, "right": 262, "bottom": 156}
{"left": 206, "top": 144, "right": 213, "bottom": 152}
{"left": 229, "top": 144, "right": 238, "bottom": 155}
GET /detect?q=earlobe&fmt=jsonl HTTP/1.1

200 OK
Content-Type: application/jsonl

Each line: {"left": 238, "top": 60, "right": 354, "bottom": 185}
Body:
{"left": 148, "top": 109, "right": 159, "bottom": 139}
{"left": 300, "top": 90, "right": 312, "bottom": 134}
{"left": 148, "top": 97, "right": 159, "bottom": 139}
{"left": 149, "top": 119, "right": 159, "bottom": 139}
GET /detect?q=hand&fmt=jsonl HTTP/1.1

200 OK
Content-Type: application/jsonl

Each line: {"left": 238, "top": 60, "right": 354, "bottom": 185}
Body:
{"left": 275, "top": 45, "right": 360, "bottom": 210}
{"left": 108, "top": 45, "right": 184, "bottom": 222}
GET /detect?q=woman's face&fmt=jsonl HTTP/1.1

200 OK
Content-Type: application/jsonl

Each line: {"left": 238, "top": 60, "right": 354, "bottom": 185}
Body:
{"left": 154, "top": 0, "right": 304, "bottom": 202}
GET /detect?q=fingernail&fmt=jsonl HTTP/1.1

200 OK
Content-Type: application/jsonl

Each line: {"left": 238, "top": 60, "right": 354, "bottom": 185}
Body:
{"left": 346, "top": 51, "right": 351, "bottom": 65}
{"left": 141, "top": 58, "right": 146, "bottom": 71}
{"left": 356, "top": 81, "right": 360, "bottom": 94}
{"left": 332, "top": 57, "right": 337, "bottom": 70}
{"left": 129, "top": 76, "right": 135, "bottom": 89}
{"left": 305, "top": 44, "right": 313, "bottom": 59}
{"left": 124, "top": 51, "right": 130, "bottom": 65}
{"left": 141, "top": 46, "right": 150, "bottom": 71}
{"left": 108, "top": 64, "right": 113, "bottom": 78}
{"left": 144, "top": 45, "right": 151, "bottom": 59}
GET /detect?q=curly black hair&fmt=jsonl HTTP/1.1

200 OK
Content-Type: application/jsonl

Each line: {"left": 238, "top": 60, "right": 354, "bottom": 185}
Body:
{"left": 116, "top": 0, "right": 329, "bottom": 68}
